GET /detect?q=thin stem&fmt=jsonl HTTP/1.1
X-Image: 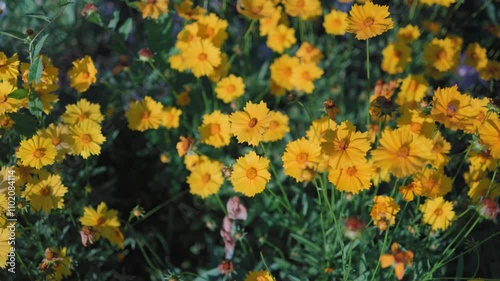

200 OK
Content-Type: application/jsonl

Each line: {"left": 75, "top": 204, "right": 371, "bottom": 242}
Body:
{"left": 260, "top": 143, "right": 292, "bottom": 210}
{"left": 147, "top": 61, "right": 179, "bottom": 98}
{"left": 370, "top": 227, "right": 391, "bottom": 281}
{"left": 215, "top": 193, "right": 228, "bottom": 216}
{"left": 485, "top": 160, "right": 499, "bottom": 198}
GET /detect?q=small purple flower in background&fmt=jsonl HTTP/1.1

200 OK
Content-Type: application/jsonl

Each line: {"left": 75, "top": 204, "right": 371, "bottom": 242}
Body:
{"left": 335, "top": 0, "right": 354, "bottom": 12}
{"left": 227, "top": 196, "right": 247, "bottom": 220}
{"left": 452, "top": 54, "right": 486, "bottom": 91}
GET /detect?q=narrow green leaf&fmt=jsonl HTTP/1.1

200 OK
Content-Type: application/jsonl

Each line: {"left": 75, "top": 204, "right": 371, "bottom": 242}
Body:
{"left": 28, "top": 57, "right": 43, "bottom": 84}
{"left": 0, "top": 30, "right": 26, "bottom": 41}
{"left": 118, "top": 18, "right": 133, "bottom": 40}
{"left": 9, "top": 89, "right": 29, "bottom": 99}
{"left": 9, "top": 112, "right": 38, "bottom": 137}
{"left": 58, "top": 0, "right": 73, "bottom": 7}
{"left": 33, "top": 34, "right": 49, "bottom": 58}
{"left": 24, "top": 13, "right": 50, "bottom": 22}
{"left": 290, "top": 233, "right": 321, "bottom": 252}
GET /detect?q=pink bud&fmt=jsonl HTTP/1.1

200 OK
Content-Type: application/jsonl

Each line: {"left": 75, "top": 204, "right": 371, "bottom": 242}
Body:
{"left": 478, "top": 198, "right": 499, "bottom": 220}
{"left": 81, "top": 4, "right": 98, "bottom": 17}
{"left": 227, "top": 196, "right": 247, "bottom": 221}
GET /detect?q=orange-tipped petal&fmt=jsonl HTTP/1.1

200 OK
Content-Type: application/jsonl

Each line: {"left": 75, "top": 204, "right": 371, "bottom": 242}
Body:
{"left": 394, "top": 262, "right": 405, "bottom": 280}
{"left": 380, "top": 254, "right": 395, "bottom": 268}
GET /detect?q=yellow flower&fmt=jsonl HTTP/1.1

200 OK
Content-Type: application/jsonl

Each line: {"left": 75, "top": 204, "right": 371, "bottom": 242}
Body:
{"left": 20, "top": 55, "right": 59, "bottom": 86}
{"left": 328, "top": 161, "right": 372, "bottom": 194}
{"left": 284, "top": 0, "right": 322, "bottom": 20}
{"left": 161, "top": 106, "right": 182, "bottom": 129}
{"left": 174, "top": 0, "right": 206, "bottom": 20}
{"left": 198, "top": 110, "right": 231, "bottom": 148}
{"left": 396, "top": 74, "right": 428, "bottom": 106}
{"left": 259, "top": 7, "right": 283, "bottom": 36}
{"left": 169, "top": 53, "right": 189, "bottom": 72}
{"left": 396, "top": 110, "right": 436, "bottom": 139}
{"left": 0, "top": 227, "right": 10, "bottom": 268}
{"left": 421, "top": 0, "right": 456, "bottom": 7}
{"left": 244, "top": 270, "right": 275, "bottom": 281}
{"left": 346, "top": 2, "right": 394, "bottom": 40}
{"left": 370, "top": 195, "right": 400, "bottom": 230}
{"left": 262, "top": 110, "right": 290, "bottom": 142}
{"left": 479, "top": 117, "right": 500, "bottom": 159}
{"left": 399, "top": 181, "right": 422, "bottom": 202}
{"left": 175, "top": 23, "right": 199, "bottom": 50}
{"left": 38, "top": 123, "right": 71, "bottom": 163}
{"left": 237, "top": 0, "right": 276, "bottom": 19}
{"left": 479, "top": 60, "right": 500, "bottom": 81}
{"left": 187, "top": 160, "right": 224, "bottom": 198}
{"left": 270, "top": 55, "right": 300, "bottom": 90}
{"left": 371, "top": 126, "right": 433, "bottom": 178}
{"left": 0, "top": 52, "right": 19, "bottom": 81}
{"left": 282, "top": 137, "right": 322, "bottom": 182}
{"left": 291, "top": 62, "right": 323, "bottom": 94}
{"left": 22, "top": 172, "right": 67, "bottom": 213}
{"left": 136, "top": 0, "right": 169, "bottom": 19}
{"left": 321, "top": 121, "right": 371, "bottom": 170}
{"left": 415, "top": 167, "right": 452, "bottom": 199}
{"left": 17, "top": 136, "right": 57, "bottom": 169}
{"left": 323, "top": 10, "right": 348, "bottom": 35}
{"left": 0, "top": 80, "right": 20, "bottom": 115}
{"left": 230, "top": 101, "right": 273, "bottom": 146}
{"left": 80, "top": 202, "right": 124, "bottom": 248}
{"left": 184, "top": 38, "right": 221, "bottom": 77}
{"left": 69, "top": 119, "right": 106, "bottom": 159}
{"left": 0, "top": 115, "right": 14, "bottom": 131}
{"left": 430, "top": 131, "right": 451, "bottom": 169}
{"left": 396, "top": 24, "right": 420, "bottom": 44}
{"left": 423, "top": 38, "right": 457, "bottom": 72}
{"left": 295, "top": 42, "right": 323, "bottom": 64}
{"left": 468, "top": 150, "right": 497, "bottom": 172}
{"left": 381, "top": 42, "right": 412, "bottom": 74}
{"left": 126, "top": 96, "right": 164, "bottom": 131}
{"left": 61, "top": 98, "right": 104, "bottom": 125}
{"left": 266, "top": 24, "right": 296, "bottom": 53}
{"left": 306, "top": 116, "right": 337, "bottom": 142}
{"left": 176, "top": 136, "right": 195, "bottom": 157}
{"left": 67, "top": 55, "right": 97, "bottom": 93}
{"left": 467, "top": 177, "right": 500, "bottom": 202}
{"left": 230, "top": 151, "right": 271, "bottom": 197}
{"left": 215, "top": 75, "right": 245, "bottom": 103}
{"left": 196, "top": 13, "right": 228, "bottom": 48}
{"left": 464, "top": 43, "right": 488, "bottom": 70}
{"left": 39, "top": 247, "right": 73, "bottom": 281}
{"left": 208, "top": 53, "right": 230, "bottom": 82}
{"left": 430, "top": 85, "right": 476, "bottom": 131}
{"left": 420, "top": 197, "right": 455, "bottom": 231}
{"left": 184, "top": 154, "right": 210, "bottom": 171}
{"left": 465, "top": 97, "right": 490, "bottom": 134}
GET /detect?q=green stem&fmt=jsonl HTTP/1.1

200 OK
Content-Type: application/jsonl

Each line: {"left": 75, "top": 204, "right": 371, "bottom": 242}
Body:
{"left": 370, "top": 227, "right": 391, "bottom": 281}
{"left": 215, "top": 193, "right": 228, "bottom": 216}
{"left": 485, "top": 160, "right": 499, "bottom": 198}
{"left": 260, "top": 143, "right": 292, "bottom": 210}
{"left": 148, "top": 61, "right": 179, "bottom": 98}
{"left": 452, "top": 143, "right": 472, "bottom": 183}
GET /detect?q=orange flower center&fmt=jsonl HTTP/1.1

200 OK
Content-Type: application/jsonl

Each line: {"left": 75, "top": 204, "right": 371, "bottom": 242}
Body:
{"left": 471, "top": 52, "right": 478, "bottom": 60}
{"left": 209, "top": 123, "right": 221, "bottom": 135}
{"left": 147, "top": 0, "right": 157, "bottom": 4}
{"left": 394, "top": 51, "right": 402, "bottom": 59}
{"left": 432, "top": 144, "right": 442, "bottom": 153}
{"left": 203, "top": 27, "right": 215, "bottom": 38}
{"left": 438, "top": 51, "right": 447, "bottom": 60}
{"left": 0, "top": 95, "right": 6, "bottom": 103}
{"left": 141, "top": 111, "right": 151, "bottom": 120}
{"left": 250, "top": 6, "right": 263, "bottom": 15}
{"left": 198, "top": 53, "right": 207, "bottom": 61}
{"left": 338, "top": 139, "right": 349, "bottom": 151}
{"left": 0, "top": 117, "right": 9, "bottom": 127}
{"left": 363, "top": 17, "right": 375, "bottom": 27}
{"left": 269, "top": 120, "right": 278, "bottom": 130}
{"left": 296, "top": 0, "right": 305, "bottom": 9}
{"left": 81, "top": 134, "right": 92, "bottom": 144}
{"left": 296, "top": 152, "right": 308, "bottom": 164}
{"left": 33, "top": 148, "right": 46, "bottom": 159}
{"left": 396, "top": 146, "right": 410, "bottom": 158}
{"left": 346, "top": 166, "right": 357, "bottom": 176}
{"left": 96, "top": 216, "right": 107, "bottom": 226}
{"left": 282, "top": 67, "right": 292, "bottom": 77}
{"left": 256, "top": 277, "right": 267, "bottom": 281}
{"left": 52, "top": 137, "right": 61, "bottom": 146}
{"left": 82, "top": 71, "right": 90, "bottom": 79}
{"left": 201, "top": 174, "right": 211, "bottom": 183}
{"left": 246, "top": 167, "right": 258, "bottom": 179}
{"left": 301, "top": 71, "right": 310, "bottom": 81}
{"left": 394, "top": 251, "right": 407, "bottom": 263}
{"left": 332, "top": 18, "right": 342, "bottom": 27}
{"left": 225, "top": 84, "right": 236, "bottom": 93}
{"left": 39, "top": 185, "right": 51, "bottom": 196}
{"left": 78, "top": 112, "right": 89, "bottom": 121}
{"left": 410, "top": 122, "right": 422, "bottom": 133}
{"left": 248, "top": 118, "right": 258, "bottom": 128}
{"left": 408, "top": 80, "right": 418, "bottom": 93}
{"left": 434, "top": 207, "right": 443, "bottom": 216}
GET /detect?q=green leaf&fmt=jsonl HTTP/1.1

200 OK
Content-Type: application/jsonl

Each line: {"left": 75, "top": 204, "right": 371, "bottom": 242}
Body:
{"left": 86, "top": 13, "right": 104, "bottom": 27}
{"left": 108, "top": 11, "right": 120, "bottom": 30}
{"left": 33, "top": 34, "right": 49, "bottom": 59}
{"left": 9, "top": 112, "right": 38, "bottom": 137}
{"left": 28, "top": 57, "right": 43, "bottom": 84}
{"left": 0, "top": 30, "right": 26, "bottom": 41}
{"left": 9, "top": 89, "right": 29, "bottom": 99}
{"left": 290, "top": 233, "right": 321, "bottom": 252}
{"left": 24, "top": 13, "right": 50, "bottom": 22}
{"left": 118, "top": 18, "right": 133, "bottom": 40}
{"left": 28, "top": 92, "right": 44, "bottom": 116}
{"left": 58, "top": 0, "right": 73, "bottom": 7}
